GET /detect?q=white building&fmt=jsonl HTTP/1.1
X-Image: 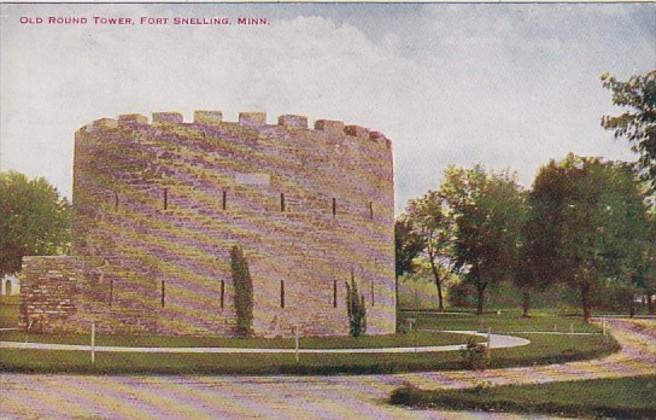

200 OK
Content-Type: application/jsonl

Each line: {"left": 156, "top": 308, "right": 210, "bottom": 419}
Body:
{"left": 1, "top": 274, "right": 20, "bottom": 296}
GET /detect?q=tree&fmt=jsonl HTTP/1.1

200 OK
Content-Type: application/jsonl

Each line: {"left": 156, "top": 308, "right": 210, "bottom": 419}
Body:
{"left": 0, "top": 171, "right": 71, "bottom": 276}
{"left": 530, "top": 155, "right": 649, "bottom": 321}
{"left": 394, "top": 217, "right": 426, "bottom": 309}
{"left": 635, "top": 211, "right": 656, "bottom": 315}
{"left": 403, "top": 190, "right": 454, "bottom": 311}
{"left": 394, "top": 218, "right": 426, "bottom": 278}
{"left": 230, "top": 245, "right": 253, "bottom": 337}
{"left": 345, "top": 270, "right": 366, "bottom": 337}
{"left": 440, "top": 165, "right": 526, "bottom": 315}
{"left": 601, "top": 70, "right": 656, "bottom": 193}
{"left": 516, "top": 188, "right": 559, "bottom": 317}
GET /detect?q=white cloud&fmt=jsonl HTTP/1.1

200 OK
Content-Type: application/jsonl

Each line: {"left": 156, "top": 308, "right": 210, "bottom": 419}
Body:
{"left": 1, "top": 3, "right": 653, "bottom": 213}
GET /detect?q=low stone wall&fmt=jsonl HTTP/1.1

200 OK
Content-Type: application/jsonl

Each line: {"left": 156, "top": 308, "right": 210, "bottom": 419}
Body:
{"left": 20, "top": 257, "right": 81, "bottom": 332}
{"left": 19, "top": 256, "right": 158, "bottom": 334}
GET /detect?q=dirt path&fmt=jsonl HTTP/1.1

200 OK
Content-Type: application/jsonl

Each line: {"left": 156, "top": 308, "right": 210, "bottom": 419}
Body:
{"left": 392, "top": 318, "right": 655, "bottom": 391}
{"left": 0, "top": 319, "right": 653, "bottom": 419}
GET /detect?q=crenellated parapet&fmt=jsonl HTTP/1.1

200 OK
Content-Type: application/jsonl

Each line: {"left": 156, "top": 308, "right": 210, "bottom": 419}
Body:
{"left": 78, "top": 110, "right": 392, "bottom": 149}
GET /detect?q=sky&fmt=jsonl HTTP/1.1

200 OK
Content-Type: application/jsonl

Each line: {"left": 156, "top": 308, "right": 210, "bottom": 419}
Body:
{"left": 1, "top": 3, "right": 654, "bottom": 214}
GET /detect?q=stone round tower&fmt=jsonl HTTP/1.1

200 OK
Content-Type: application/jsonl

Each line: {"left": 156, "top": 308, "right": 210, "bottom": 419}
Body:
{"left": 21, "top": 111, "right": 395, "bottom": 337}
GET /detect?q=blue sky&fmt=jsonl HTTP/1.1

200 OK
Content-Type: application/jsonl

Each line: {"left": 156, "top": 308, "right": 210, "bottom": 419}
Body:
{"left": 1, "top": 3, "right": 654, "bottom": 213}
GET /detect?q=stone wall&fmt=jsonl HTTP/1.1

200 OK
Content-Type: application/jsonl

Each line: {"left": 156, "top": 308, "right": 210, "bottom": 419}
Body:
{"left": 21, "top": 110, "right": 395, "bottom": 337}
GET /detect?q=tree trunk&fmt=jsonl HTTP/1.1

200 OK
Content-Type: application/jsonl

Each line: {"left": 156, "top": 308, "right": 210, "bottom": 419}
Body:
{"left": 394, "top": 275, "right": 399, "bottom": 312}
{"left": 629, "top": 292, "right": 635, "bottom": 319}
{"left": 436, "top": 279, "right": 444, "bottom": 312}
{"left": 581, "top": 283, "right": 592, "bottom": 322}
{"left": 476, "top": 283, "right": 486, "bottom": 315}
{"left": 521, "top": 289, "right": 531, "bottom": 318}
{"left": 647, "top": 290, "right": 655, "bottom": 315}
{"left": 428, "top": 255, "right": 444, "bottom": 312}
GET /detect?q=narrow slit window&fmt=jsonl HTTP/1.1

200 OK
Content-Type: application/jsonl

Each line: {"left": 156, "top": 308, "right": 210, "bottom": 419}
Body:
{"left": 222, "top": 190, "right": 227, "bottom": 210}
{"left": 332, "top": 198, "right": 337, "bottom": 217}
{"left": 280, "top": 280, "right": 285, "bottom": 308}
{"left": 220, "top": 280, "right": 225, "bottom": 309}
{"left": 163, "top": 188, "right": 168, "bottom": 210}
{"left": 371, "top": 281, "right": 375, "bottom": 306}
{"left": 161, "top": 280, "right": 165, "bottom": 308}
{"left": 369, "top": 201, "right": 373, "bottom": 219}
{"left": 333, "top": 279, "right": 337, "bottom": 308}
{"left": 114, "top": 192, "right": 119, "bottom": 211}
{"left": 280, "top": 193, "right": 285, "bottom": 212}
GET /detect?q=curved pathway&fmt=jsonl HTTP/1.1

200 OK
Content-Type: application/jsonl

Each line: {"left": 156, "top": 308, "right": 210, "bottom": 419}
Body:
{"left": 388, "top": 318, "right": 656, "bottom": 391}
{"left": 0, "top": 330, "right": 529, "bottom": 354}
{"left": 0, "top": 319, "right": 653, "bottom": 419}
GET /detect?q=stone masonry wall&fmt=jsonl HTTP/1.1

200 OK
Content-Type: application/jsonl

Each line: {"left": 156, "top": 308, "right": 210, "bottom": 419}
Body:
{"left": 18, "top": 256, "right": 156, "bottom": 334}
{"left": 21, "top": 110, "right": 396, "bottom": 337}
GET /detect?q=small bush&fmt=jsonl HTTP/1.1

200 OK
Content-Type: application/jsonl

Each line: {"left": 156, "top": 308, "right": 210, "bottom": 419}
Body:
{"left": 345, "top": 273, "right": 366, "bottom": 337}
{"left": 389, "top": 382, "right": 423, "bottom": 405}
{"left": 470, "top": 380, "right": 493, "bottom": 393}
{"left": 230, "top": 245, "right": 253, "bottom": 337}
{"left": 460, "top": 337, "right": 490, "bottom": 370}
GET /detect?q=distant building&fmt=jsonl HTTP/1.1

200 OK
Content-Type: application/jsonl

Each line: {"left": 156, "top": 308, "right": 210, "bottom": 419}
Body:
{"left": 1, "top": 274, "right": 20, "bottom": 296}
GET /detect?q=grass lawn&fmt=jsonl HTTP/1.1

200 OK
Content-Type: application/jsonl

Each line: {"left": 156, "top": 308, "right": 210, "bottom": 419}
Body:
{"left": 0, "top": 306, "right": 618, "bottom": 375}
{"left": 0, "top": 332, "right": 617, "bottom": 375}
{"left": 396, "top": 309, "right": 619, "bottom": 370}
{"left": 0, "top": 296, "right": 19, "bottom": 328}
{"left": 390, "top": 375, "right": 656, "bottom": 419}
{"left": 399, "top": 308, "right": 600, "bottom": 333}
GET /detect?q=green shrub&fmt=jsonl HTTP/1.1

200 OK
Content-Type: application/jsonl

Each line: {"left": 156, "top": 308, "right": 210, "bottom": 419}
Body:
{"left": 389, "top": 382, "right": 423, "bottom": 405}
{"left": 345, "top": 272, "right": 366, "bottom": 337}
{"left": 230, "top": 245, "right": 253, "bottom": 337}
{"left": 460, "top": 336, "right": 490, "bottom": 370}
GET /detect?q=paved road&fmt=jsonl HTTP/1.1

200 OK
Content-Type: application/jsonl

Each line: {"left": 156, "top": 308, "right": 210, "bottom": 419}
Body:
{"left": 0, "top": 330, "right": 529, "bottom": 353}
{"left": 0, "top": 319, "right": 653, "bottom": 419}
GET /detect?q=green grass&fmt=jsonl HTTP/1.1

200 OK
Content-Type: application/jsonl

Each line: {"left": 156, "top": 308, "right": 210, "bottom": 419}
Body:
{"left": 390, "top": 375, "right": 656, "bottom": 419}
{"left": 0, "top": 299, "right": 19, "bottom": 328}
{"left": 0, "top": 306, "right": 618, "bottom": 375}
{"left": 397, "top": 309, "right": 618, "bottom": 370}
{"left": 0, "top": 295, "right": 19, "bottom": 305}
{"left": 0, "top": 349, "right": 453, "bottom": 375}
{"left": 0, "top": 329, "right": 476, "bottom": 349}
{"left": 0, "top": 330, "right": 617, "bottom": 375}
{"left": 400, "top": 308, "right": 600, "bottom": 333}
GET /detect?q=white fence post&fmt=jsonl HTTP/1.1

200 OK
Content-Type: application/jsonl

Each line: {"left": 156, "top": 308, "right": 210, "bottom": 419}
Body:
{"left": 487, "top": 327, "right": 491, "bottom": 349}
{"left": 294, "top": 326, "right": 300, "bottom": 363}
{"left": 91, "top": 321, "right": 95, "bottom": 366}
{"left": 24, "top": 319, "right": 33, "bottom": 343}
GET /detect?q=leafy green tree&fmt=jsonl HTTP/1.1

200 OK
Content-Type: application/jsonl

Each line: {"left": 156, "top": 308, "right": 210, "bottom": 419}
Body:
{"left": 0, "top": 171, "right": 71, "bottom": 276}
{"left": 394, "top": 217, "right": 426, "bottom": 315}
{"left": 440, "top": 165, "right": 526, "bottom": 315}
{"left": 345, "top": 271, "right": 366, "bottom": 337}
{"left": 635, "top": 211, "right": 656, "bottom": 315}
{"left": 601, "top": 70, "right": 656, "bottom": 192}
{"left": 530, "top": 155, "right": 649, "bottom": 321}
{"left": 230, "top": 245, "right": 253, "bottom": 337}
{"left": 404, "top": 190, "right": 454, "bottom": 311}
{"left": 394, "top": 218, "right": 426, "bottom": 278}
{"left": 516, "top": 188, "right": 561, "bottom": 317}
